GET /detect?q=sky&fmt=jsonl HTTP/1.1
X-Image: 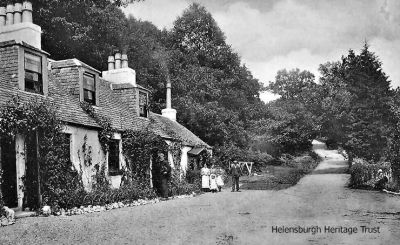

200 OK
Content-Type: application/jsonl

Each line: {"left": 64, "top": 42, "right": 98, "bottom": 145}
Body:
{"left": 122, "top": 0, "right": 400, "bottom": 102}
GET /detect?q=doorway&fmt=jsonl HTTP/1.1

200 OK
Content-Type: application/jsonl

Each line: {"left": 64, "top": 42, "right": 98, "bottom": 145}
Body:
{"left": 0, "top": 137, "right": 18, "bottom": 208}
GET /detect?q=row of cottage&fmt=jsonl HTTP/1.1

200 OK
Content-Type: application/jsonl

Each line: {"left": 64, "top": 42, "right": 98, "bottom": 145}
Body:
{"left": 0, "top": 2, "right": 211, "bottom": 210}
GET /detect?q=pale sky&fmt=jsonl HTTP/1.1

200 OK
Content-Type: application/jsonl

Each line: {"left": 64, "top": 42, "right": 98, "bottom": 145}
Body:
{"left": 122, "top": 0, "right": 400, "bottom": 102}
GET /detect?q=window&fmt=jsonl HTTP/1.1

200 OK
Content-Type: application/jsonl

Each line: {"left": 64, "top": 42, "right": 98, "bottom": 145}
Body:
{"left": 83, "top": 73, "right": 96, "bottom": 105}
{"left": 139, "top": 91, "right": 148, "bottom": 117}
{"left": 108, "top": 140, "right": 120, "bottom": 175}
{"left": 62, "top": 134, "right": 71, "bottom": 162}
{"left": 25, "top": 53, "right": 43, "bottom": 94}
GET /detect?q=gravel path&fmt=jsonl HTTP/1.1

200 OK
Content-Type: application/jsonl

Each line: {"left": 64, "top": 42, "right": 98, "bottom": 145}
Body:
{"left": 1, "top": 141, "right": 400, "bottom": 244}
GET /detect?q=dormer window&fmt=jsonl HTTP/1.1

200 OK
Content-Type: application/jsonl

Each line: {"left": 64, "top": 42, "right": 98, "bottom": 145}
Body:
{"left": 139, "top": 91, "right": 148, "bottom": 117}
{"left": 25, "top": 52, "right": 43, "bottom": 94}
{"left": 83, "top": 73, "right": 96, "bottom": 105}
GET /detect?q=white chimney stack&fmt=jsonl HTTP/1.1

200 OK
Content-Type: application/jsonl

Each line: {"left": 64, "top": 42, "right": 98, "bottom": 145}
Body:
{"left": 161, "top": 77, "right": 177, "bottom": 121}
{"left": 102, "top": 52, "right": 137, "bottom": 86}
{"left": 0, "top": 1, "right": 41, "bottom": 49}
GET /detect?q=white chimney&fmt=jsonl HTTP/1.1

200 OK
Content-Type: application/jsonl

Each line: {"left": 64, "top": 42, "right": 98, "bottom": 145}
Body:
{"left": 107, "top": 56, "right": 115, "bottom": 70}
{"left": 121, "top": 54, "right": 128, "bottom": 68}
{"left": 115, "top": 52, "right": 121, "bottom": 69}
{"left": 13, "top": 3, "right": 22, "bottom": 24}
{"left": 161, "top": 77, "right": 177, "bottom": 121}
{"left": 22, "top": 1, "right": 33, "bottom": 23}
{"left": 102, "top": 52, "right": 136, "bottom": 86}
{"left": 6, "top": 4, "right": 13, "bottom": 25}
{"left": 0, "top": 1, "right": 41, "bottom": 49}
{"left": 0, "top": 7, "right": 5, "bottom": 26}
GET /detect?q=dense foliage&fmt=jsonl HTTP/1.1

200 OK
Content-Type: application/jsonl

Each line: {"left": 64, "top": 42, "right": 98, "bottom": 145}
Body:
{"left": 318, "top": 44, "right": 395, "bottom": 162}
{"left": 260, "top": 69, "right": 320, "bottom": 154}
{"left": 122, "top": 130, "right": 168, "bottom": 183}
{"left": 80, "top": 101, "right": 114, "bottom": 152}
{"left": 0, "top": 96, "right": 85, "bottom": 209}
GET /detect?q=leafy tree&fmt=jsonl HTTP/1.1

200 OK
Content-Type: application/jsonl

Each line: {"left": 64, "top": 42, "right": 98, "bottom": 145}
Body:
{"left": 166, "top": 3, "right": 263, "bottom": 148}
{"left": 0, "top": 0, "right": 135, "bottom": 70}
{"left": 264, "top": 69, "right": 320, "bottom": 153}
{"left": 268, "top": 68, "right": 316, "bottom": 100}
{"left": 319, "top": 44, "right": 394, "bottom": 161}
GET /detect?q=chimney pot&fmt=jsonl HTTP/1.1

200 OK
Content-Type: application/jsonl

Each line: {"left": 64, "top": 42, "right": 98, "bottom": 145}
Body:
{"left": 22, "top": 1, "right": 33, "bottom": 23}
{"left": 115, "top": 53, "right": 121, "bottom": 69}
{"left": 6, "top": 4, "right": 14, "bottom": 26}
{"left": 108, "top": 56, "right": 115, "bottom": 70}
{"left": 13, "top": 3, "right": 22, "bottom": 24}
{"left": 121, "top": 54, "right": 128, "bottom": 68}
{"left": 161, "top": 77, "right": 177, "bottom": 121}
{"left": 0, "top": 7, "right": 6, "bottom": 26}
{"left": 166, "top": 80, "right": 172, "bottom": 109}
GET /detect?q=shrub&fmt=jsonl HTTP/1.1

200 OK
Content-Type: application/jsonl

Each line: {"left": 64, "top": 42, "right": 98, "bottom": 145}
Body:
{"left": 170, "top": 169, "right": 200, "bottom": 196}
{"left": 349, "top": 159, "right": 391, "bottom": 188}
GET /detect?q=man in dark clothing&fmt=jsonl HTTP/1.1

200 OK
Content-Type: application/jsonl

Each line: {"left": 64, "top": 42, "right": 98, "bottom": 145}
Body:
{"left": 159, "top": 153, "right": 171, "bottom": 199}
{"left": 230, "top": 161, "right": 241, "bottom": 192}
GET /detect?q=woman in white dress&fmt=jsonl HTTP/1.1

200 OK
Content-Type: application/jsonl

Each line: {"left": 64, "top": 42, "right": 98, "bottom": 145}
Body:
{"left": 201, "top": 164, "right": 210, "bottom": 192}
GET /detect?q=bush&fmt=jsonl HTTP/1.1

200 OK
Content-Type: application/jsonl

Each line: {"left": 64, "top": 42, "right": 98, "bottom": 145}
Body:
{"left": 170, "top": 170, "right": 200, "bottom": 196}
{"left": 349, "top": 159, "right": 391, "bottom": 188}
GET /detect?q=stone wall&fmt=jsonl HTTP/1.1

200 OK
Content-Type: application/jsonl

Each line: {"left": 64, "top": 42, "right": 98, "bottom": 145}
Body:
{"left": 50, "top": 66, "right": 81, "bottom": 99}
{"left": 0, "top": 44, "right": 19, "bottom": 90}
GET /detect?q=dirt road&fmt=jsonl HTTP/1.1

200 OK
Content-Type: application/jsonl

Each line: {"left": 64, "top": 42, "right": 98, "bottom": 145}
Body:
{"left": 1, "top": 141, "right": 400, "bottom": 244}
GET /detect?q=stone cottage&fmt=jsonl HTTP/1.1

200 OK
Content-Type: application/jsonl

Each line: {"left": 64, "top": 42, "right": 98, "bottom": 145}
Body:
{"left": 0, "top": 2, "right": 211, "bottom": 210}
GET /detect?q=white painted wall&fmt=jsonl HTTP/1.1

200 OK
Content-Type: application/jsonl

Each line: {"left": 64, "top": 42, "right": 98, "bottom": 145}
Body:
{"left": 62, "top": 125, "right": 126, "bottom": 190}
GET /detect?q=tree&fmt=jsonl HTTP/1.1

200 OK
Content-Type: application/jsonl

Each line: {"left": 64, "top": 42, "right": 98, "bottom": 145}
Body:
{"left": 264, "top": 69, "right": 320, "bottom": 153}
{"left": 165, "top": 3, "right": 263, "bottom": 148}
{"left": 319, "top": 44, "right": 395, "bottom": 161}
{"left": 0, "top": 0, "right": 135, "bottom": 71}
{"left": 268, "top": 68, "right": 316, "bottom": 100}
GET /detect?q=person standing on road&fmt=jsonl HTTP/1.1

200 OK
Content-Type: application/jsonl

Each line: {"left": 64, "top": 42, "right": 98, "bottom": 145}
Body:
{"left": 216, "top": 166, "right": 224, "bottom": 192}
{"left": 201, "top": 164, "right": 211, "bottom": 192}
{"left": 230, "top": 160, "right": 241, "bottom": 192}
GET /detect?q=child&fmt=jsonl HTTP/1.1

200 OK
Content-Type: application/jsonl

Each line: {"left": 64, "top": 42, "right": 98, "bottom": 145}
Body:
{"left": 209, "top": 173, "right": 218, "bottom": 193}
{"left": 216, "top": 167, "right": 224, "bottom": 192}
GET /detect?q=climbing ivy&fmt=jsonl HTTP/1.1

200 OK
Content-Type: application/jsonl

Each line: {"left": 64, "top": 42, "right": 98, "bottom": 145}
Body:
{"left": 80, "top": 101, "right": 114, "bottom": 152}
{"left": 169, "top": 141, "right": 183, "bottom": 170}
{"left": 0, "top": 96, "right": 85, "bottom": 210}
{"left": 122, "top": 129, "right": 168, "bottom": 185}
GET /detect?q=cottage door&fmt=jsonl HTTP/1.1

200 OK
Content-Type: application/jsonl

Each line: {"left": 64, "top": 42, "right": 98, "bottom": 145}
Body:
{"left": 24, "top": 132, "right": 41, "bottom": 209}
{"left": 0, "top": 137, "right": 18, "bottom": 208}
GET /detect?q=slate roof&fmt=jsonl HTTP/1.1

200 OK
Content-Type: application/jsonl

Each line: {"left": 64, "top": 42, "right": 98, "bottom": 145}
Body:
{"left": 0, "top": 56, "right": 210, "bottom": 148}
{"left": 148, "top": 113, "right": 210, "bottom": 147}
{"left": 0, "top": 78, "right": 99, "bottom": 129}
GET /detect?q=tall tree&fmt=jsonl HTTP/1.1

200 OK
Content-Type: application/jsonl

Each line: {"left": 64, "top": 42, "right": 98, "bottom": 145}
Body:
{"left": 166, "top": 3, "right": 263, "bottom": 148}
{"left": 319, "top": 44, "right": 394, "bottom": 161}
{"left": 0, "top": 0, "right": 134, "bottom": 70}
{"left": 265, "top": 69, "right": 320, "bottom": 153}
